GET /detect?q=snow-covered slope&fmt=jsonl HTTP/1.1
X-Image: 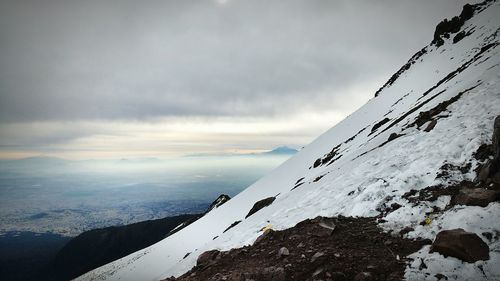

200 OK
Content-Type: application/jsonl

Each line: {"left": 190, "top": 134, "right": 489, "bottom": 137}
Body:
{"left": 79, "top": 2, "right": 500, "bottom": 280}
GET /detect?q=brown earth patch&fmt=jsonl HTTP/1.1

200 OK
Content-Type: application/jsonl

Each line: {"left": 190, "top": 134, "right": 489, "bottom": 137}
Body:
{"left": 165, "top": 216, "right": 431, "bottom": 281}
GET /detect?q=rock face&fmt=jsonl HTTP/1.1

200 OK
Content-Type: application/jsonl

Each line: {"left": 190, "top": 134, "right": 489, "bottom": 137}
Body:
{"left": 493, "top": 115, "right": 500, "bottom": 164}
{"left": 453, "top": 188, "right": 500, "bottom": 207}
{"left": 492, "top": 115, "right": 500, "bottom": 171}
{"left": 430, "top": 229, "right": 489, "bottom": 263}
{"left": 424, "top": 120, "right": 438, "bottom": 132}
{"left": 245, "top": 197, "right": 276, "bottom": 218}
{"left": 432, "top": 3, "right": 476, "bottom": 46}
{"left": 205, "top": 194, "right": 231, "bottom": 213}
{"left": 196, "top": 250, "right": 220, "bottom": 267}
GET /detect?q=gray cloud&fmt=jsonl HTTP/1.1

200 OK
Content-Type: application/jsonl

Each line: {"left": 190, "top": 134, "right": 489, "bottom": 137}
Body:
{"left": 0, "top": 0, "right": 474, "bottom": 122}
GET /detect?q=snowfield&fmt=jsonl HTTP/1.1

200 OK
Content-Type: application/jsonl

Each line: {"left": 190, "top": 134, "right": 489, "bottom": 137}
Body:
{"left": 78, "top": 1, "right": 500, "bottom": 281}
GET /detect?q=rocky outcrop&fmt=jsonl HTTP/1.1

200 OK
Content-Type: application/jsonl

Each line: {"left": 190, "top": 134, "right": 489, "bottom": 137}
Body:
{"left": 430, "top": 229, "right": 489, "bottom": 263}
{"left": 196, "top": 250, "right": 221, "bottom": 267}
{"left": 453, "top": 187, "right": 500, "bottom": 207}
{"left": 477, "top": 115, "right": 500, "bottom": 183}
{"left": 205, "top": 194, "right": 231, "bottom": 213}
{"left": 493, "top": 116, "right": 500, "bottom": 158}
{"left": 432, "top": 4, "right": 476, "bottom": 47}
{"left": 245, "top": 197, "right": 276, "bottom": 218}
{"left": 491, "top": 115, "right": 500, "bottom": 174}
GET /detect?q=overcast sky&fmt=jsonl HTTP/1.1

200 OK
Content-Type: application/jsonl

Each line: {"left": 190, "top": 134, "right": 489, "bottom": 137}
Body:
{"left": 0, "top": 0, "right": 474, "bottom": 159}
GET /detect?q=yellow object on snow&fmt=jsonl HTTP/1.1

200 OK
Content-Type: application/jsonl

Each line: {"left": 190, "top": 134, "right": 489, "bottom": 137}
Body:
{"left": 260, "top": 223, "right": 273, "bottom": 232}
{"left": 424, "top": 217, "right": 432, "bottom": 225}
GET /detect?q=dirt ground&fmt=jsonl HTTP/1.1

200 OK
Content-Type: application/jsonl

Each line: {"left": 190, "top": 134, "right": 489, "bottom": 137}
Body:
{"left": 164, "top": 216, "right": 431, "bottom": 281}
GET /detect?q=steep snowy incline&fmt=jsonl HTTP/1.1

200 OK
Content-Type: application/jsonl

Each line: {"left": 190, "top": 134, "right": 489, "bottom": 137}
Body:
{"left": 79, "top": 2, "right": 500, "bottom": 280}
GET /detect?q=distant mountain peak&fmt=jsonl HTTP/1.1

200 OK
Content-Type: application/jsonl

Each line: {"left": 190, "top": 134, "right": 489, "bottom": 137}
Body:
{"left": 263, "top": 146, "right": 298, "bottom": 155}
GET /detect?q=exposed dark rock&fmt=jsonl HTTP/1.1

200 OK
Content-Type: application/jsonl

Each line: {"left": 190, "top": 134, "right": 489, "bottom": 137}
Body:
{"left": 374, "top": 133, "right": 405, "bottom": 150}
{"left": 399, "top": 227, "right": 414, "bottom": 237}
{"left": 424, "top": 120, "right": 438, "bottom": 132}
{"left": 453, "top": 187, "right": 500, "bottom": 207}
{"left": 492, "top": 115, "right": 500, "bottom": 167}
{"left": 196, "top": 250, "right": 221, "bottom": 267}
{"left": 453, "top": 30, "right": 472, "bottom": 44}
{"left": 411, "top": 86, "right": 474, "bottom": 128}
{"left": 277, "top": 247, "right": 289, "bottom": 258}
{"left": 345, "top": 126, "right": 368, "bottom": 144}
{"left": 310, "top": 252, "right": 325, "bottom": 263}
{"left": 206, "top": 194, "right": 231, "bottom": 213}
{"left": 377, "top": 199, "right": 404, "bottom": 217}
{"left": 313, "top": 175, "right": 324, "bottom": 182}
{"left": 436, "top": 162, "right": 471, "bottom": 181}
{"left": 295, "top": 177, "right": 305, "bottom": 184}
{"left": 377, "top": 65, "right": 486, "bottom": 137}
{"left": 370, "top": 118, "right": 391, "bottom": 134}
{"left": 252, "top": 266, "right": 286, "bottom": 281}
{"left": 318, "top": 217, "right": 336, "bottom": 232}
{"left": 432, "top": 4, "right": 476, "bottom": 47}
{"left": 223, "top": 220, "right": 242, "bottom": 233}
{"left": 403, "top": 183, "right": 461, "bottom": 205}
{"left": 313, "top": 144, "right": 342, "bottom": 168}
{"left": 430, "top": 228, "right": 489, "bottom": 263}
{"left": 474, "top": 144, "right": 492, "bottom": 161}
{"left": 482, "top": 232, "right": 493, "bottom": 241}
{"left": 435, "top": 273, "right": 449, "bottom": 280}
{"left": 374, "top": 47, "right": 427, "bottom": 97}
{"left": 388, "top": 133, "right": 402, "bottom": 142}
{"left": 290, "top": 182, "right": 304, "bottom": 191}
{"left": 475, "top": 116, "right": 500, "bottom": 182}
{"left": 245, "top": 197, "right": 276, "bottom": 218}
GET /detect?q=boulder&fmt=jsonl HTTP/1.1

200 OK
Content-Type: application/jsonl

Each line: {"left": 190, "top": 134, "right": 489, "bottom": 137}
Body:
{"left": 197, "top": 250, "right": 221, "bottom": 267}
{"left": 453, "top": 188, "right": 500, "bottom": 207}
{"left": 387, "top": 133, "right": 400, "bottom": 142}
{"left": 424, "top": 120, "right": 437, "bottom": 132}
{"left": 430, "top": 229, "right": 489, "bottom": 263}
{"left": 245, "top": 197, "right": 276, "bottom": 218}
{"left": 310, "top": 252, "right": 325, "bottom": 263}
{"left": 493, "top": 115, "right": 500, "bottom": 164}
{"left": 314, "top": 217, "right": 336, "bottom": 237}
{"left": 277, "top": 247, "right": 289, "bottom": 258}
{"left": 477, "top": 161, "right": 492, "bottom": 182}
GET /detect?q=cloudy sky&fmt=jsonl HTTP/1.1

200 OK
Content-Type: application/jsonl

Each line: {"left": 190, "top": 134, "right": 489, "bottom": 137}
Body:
{"left": 0, "top": 0, "right": 473, "bottom": 159}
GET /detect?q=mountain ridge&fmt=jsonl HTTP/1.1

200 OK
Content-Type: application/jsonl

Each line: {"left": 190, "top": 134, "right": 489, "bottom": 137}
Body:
{"left": 78, "top": 1, "right": 500, "bottom": 280}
